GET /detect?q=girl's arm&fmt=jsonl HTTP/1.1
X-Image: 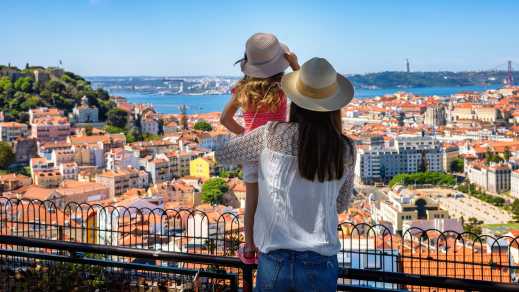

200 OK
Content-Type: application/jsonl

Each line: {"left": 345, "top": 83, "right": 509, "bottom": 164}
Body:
{"left": 215, "top": 125, "right": 266, "bottom": 165}
{"left": 244, "top": 183, "right": 258, "bottom": 254}
{"left": 220, "top": 96, "right": 245, "bottom": 135}
{"left": 284, "top": 52, "right": 300, "bottom": 71}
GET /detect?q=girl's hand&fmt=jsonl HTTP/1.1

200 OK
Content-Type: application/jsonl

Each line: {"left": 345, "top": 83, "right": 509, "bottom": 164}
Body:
{"left": 243, "top": 242, "right": 257, "bottom": 259}
{"left": 284, "top": 52, "right": 300, "bottom": 71}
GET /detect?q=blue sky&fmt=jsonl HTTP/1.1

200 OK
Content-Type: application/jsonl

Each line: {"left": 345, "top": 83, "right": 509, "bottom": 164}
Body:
{"left": 2, "top": 0, "right": 518, "bottom": 76}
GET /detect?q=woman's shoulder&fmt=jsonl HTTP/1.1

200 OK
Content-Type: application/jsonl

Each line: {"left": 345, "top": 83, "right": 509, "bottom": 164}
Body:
{"left": 265, "top": 121, "right": 297, "bottom": 131}
{"left": 264, "top": 121, "right": 298, "bottom": 142}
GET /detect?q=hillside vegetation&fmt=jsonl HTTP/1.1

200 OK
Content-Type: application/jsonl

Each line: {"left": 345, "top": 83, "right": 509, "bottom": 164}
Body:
{"left": 349, "top": 70, "right": 518, "bottom": 89}
{"left": 0, "top": 65, "right": 113, "bottom": 123}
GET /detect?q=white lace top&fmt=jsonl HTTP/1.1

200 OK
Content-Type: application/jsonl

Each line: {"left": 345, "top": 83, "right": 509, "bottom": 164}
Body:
{"left": 216, "top": 122, "right": 356, "bottom": 256}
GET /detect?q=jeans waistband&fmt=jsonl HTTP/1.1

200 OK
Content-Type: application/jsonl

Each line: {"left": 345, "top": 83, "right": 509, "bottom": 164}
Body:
{"left": 263, "top": 249, "right": 335, "bottom": 262}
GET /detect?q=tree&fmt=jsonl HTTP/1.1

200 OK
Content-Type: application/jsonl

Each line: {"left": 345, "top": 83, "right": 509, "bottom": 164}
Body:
{"left": 45, "top": 80, "right": 65, "bottom": 94}
{"left": 388, "top": 172, "right": 456, "bottom": 188}
{"left": 418, "top": 151, "right": 428, "bottom": 172}
{"left": 201, "top": 178, "right": 228, "bottom": 205}
{"left": 194, "top": 120, "right": 212, "bottom": 131}
{"left": 0, "top": 76, "right": 13, "bottom": 92}
{"left": 20, "top": 95, "right": 41, "bottom": 110}
{"left": 14, "top": 77, "right": 33, "bottom": 93}
{"left": 84, "top": 125, "right": 93, "bottom": 136}
{"left": 126, "top": 127, "right": 143, "bottom": 143}
{"left": 503, "top": 146, "right": 511, "bottom": 161}
{"left": 512, "top": 199, "right": 519, "bottom": 222}
{"left": 219, "top": 169, "right": 241, "bottom": 179}
{"left": 484, "top": 147, "right": 502, "bottom": 165}
{"left": 450, "top": 158, "right": 464, "bottom": 173}
{"left": 106, "top": 108, "right": 129, "bottom": 128}
{"left": 464, "top": 217, "right": 483, "bottom": 235}
{"left": 0, "top": 142, "right": 15, "bottom": 169}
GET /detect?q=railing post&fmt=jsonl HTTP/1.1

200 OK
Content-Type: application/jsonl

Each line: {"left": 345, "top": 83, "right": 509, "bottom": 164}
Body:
{"left": 242, "top": 264, "right": 254, "bottom": 292}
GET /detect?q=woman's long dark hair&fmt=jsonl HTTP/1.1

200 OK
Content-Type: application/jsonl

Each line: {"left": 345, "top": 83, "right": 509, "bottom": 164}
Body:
{"left": 289, "top": 103, "right": 354, "bottom": 182}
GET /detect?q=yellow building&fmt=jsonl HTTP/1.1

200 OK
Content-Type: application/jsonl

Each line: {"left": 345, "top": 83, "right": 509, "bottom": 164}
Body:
{"left": 189, "top": 157, "right": 216, "bottom": 179}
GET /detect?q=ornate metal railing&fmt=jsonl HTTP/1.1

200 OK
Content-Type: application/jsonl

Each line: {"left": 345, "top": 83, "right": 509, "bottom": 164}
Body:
{"left": 1, "top": 197, "right": 519, "bottom": 291}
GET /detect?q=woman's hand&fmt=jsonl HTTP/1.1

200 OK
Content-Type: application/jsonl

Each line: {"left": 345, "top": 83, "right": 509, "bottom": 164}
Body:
{"left": 284, "top": 52, "right": 300, "bottom": 71}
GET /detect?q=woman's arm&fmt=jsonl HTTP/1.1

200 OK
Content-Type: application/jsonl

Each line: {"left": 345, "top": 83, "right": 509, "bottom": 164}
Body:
{"left": 215, "top": 125, "right": 266, "bottom": 165}
{"left": 337, "top": 146, "right": 357, "bottom": 213}
{"left": 220, "top": 96, "right": 245, "bottom": 135}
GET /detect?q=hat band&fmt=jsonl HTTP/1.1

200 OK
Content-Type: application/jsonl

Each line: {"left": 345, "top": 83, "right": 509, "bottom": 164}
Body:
{"left": 296, "top": 79, "right": 337, "bottom": 99}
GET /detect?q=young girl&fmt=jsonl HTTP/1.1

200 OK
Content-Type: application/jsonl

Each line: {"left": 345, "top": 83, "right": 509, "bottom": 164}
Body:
{"left": 220, "top": 33, "right": 299, "bottom": 263}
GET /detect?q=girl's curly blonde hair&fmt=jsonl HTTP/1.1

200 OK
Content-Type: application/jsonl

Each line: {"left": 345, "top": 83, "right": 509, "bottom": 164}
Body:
{"left": 233, "top": 73, "right": 284, "bottom": 112}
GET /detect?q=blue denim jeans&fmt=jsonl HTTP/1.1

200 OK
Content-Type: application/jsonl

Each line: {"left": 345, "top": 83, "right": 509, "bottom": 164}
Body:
{"left": 255, "top": 249, "right": 338, "bottom": 292}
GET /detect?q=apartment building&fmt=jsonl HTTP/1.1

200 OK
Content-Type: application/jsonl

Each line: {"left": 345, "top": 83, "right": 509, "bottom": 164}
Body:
{"left": 51, "top": 148, "right": 75, "bottom": 165}
{"left": 38, "top": 141, "right": 72, "bottom": 160}
{"left": 96, "top": 167, "right": 146, "bottom": 198}
{"left": 31, "top": 117, "right": 71, "bottom": 143}
{"left": 189, "top": 157, "right": 217, "bottom": 179}
{"left": 96, "top": 169, "right": 129, "bottom": 198}
{"left": 370, "top": 189, "right": 449, "bottom": 233}
{"left": 163, "top": 121, "right": 179, "bottom": 135}
{"left": 474, "top": 106, "right": 499, "bottom": 123}
{"left": 467, "top": 163, "right": 511, "bottom": 194}
{"left": 0, "top": 122, "right": 28, "bottom": 142}
{"left": 450, "top": 104, "right": 500, "bottom": 123}
{"left": 29, "top": 157, "right": 55, "bottom": 179}
{"left": 143, "top": 155, "right": 172, "bottom": 184}
{"left": 511, "top": 170, "right": 519, "bottom": 199}
{"left": 141, "top": 114, "right": 159, "bottom": 135}
{"left": 105, "top": 147, "right": 139, "bottom": 170}
{"left": 69, "top": 133, "right": 126, "bottom": 152}
{"left": 72, "top": 144, "right": 105, "bottom": 168}
{"left": 55, "top": 180, "right": 109, "bottom": 203}
{"left": 29, "top": 107, "right": 63, "bottom": 123}
{"left": 59, "top": 162, "right": 79, "bottom": 180}
{"left": 33, "top": 170, "right": 62, "bottom": 188}
{"left": 197, "top": 131, "right": 231, "bottom": 151}
{"left": 0, "top": 173, "right": 32, "bottom": 192}
{"left": 355, "top": 134, "right": 443, "bottom": 184}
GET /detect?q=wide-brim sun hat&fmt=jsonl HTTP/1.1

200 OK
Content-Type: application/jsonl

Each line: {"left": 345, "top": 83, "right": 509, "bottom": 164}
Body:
{"left": 239, "top": 33, "right": 290, "bottom": 78}
{"left": 281, "top": 57, "right": 354, "bottom": 112}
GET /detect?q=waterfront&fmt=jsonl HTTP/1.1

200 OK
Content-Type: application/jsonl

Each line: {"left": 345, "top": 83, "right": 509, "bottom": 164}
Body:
{"left": 114, "top": 85, "right": 500, "bottom": 114}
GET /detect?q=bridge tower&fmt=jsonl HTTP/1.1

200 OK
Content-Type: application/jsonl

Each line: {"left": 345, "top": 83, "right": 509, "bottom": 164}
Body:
{"left": 506, "top": 60, "right": 514, "bottom": 86}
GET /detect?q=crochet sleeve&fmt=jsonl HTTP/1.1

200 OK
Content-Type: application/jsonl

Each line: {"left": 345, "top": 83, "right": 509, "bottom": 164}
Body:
{"left": 215, "top": 125, "right": 266, "bottom": 165}
{"left": 337, "top": 144, "right": 357, "bottom": 213}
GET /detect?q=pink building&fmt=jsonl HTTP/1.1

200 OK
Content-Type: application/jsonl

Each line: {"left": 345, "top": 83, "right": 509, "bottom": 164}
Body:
{"left": 31, "top": 116, "right": 71, "bottom": 143}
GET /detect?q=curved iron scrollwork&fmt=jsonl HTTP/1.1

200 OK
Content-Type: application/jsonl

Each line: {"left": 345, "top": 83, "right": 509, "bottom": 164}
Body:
{"left": 1, "top": 196, "right": 519, "bottom": 289}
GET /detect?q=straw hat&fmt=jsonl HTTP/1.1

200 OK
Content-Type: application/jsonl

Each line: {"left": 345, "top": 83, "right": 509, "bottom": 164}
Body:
{"left": 239, "top": 33, "right": 290, "bottom": 78}
{"left": 281, "top": 57, "right": 354, "bottom": 112}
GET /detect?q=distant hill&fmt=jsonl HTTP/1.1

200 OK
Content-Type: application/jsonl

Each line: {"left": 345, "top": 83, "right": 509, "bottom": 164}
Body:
{"left": 0, "top": 65, "right": 113, "bottom": 123}
{"left": 348, "top": 70, "right": 519, "bottom": 89}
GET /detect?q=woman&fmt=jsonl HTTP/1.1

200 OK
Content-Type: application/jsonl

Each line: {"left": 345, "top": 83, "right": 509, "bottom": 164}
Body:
{"left": 216, "top": 57, "right": 356, "bottom": 291}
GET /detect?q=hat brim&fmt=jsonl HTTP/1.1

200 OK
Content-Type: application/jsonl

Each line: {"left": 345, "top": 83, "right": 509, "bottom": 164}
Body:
{"left": 240, "top": 43, "right": 290, "bottom": 78}
{"left": 281, "top": 71, "right": 354, "bottom": 112}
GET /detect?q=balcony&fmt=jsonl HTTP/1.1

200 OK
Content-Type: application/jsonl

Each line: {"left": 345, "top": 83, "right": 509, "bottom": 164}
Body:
{"left": 0, "top": 197, "right": 518, "bottom": 291}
